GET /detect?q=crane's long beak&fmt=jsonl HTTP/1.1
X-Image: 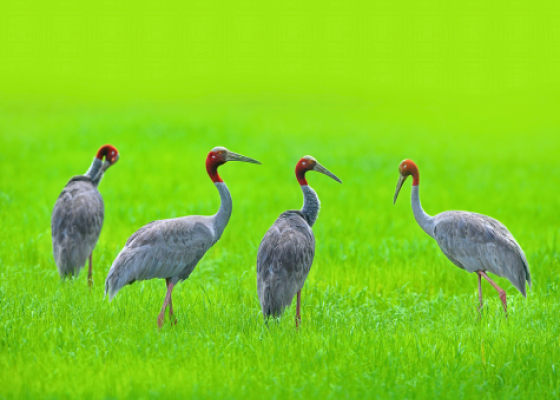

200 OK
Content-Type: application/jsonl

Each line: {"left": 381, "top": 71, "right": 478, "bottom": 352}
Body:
{"left": 226, "top": 151, "right": 262, "bottom": 165}
{"left": 313, "top": 163, "right": 342, "bottom": 183}
{"left": 393, "top": 174, "right": 407, "bottom": 204}
{"left": 92, "top": 160, "right": 112, "bottom": 182}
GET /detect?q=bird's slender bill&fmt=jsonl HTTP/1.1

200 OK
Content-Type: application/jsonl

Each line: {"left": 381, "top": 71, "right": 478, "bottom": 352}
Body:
{"left": 393, "top": 174, "right": 408, "bottom": 204}
{"left": 314, "top": 163, "right": 342, "bottom": 183}
{"left": 92, "top": 160, "right": 113, "bottom": 181}
{"left": 226, "top": 152, "right": 262, "bottom": 165}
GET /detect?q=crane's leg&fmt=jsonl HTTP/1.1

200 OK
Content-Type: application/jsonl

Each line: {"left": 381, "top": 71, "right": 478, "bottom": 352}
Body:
{"left": 87, "top": 254, "right": 93, "bottom": 288}
{"left": 478, "top": 271, "right": 507, "bottom": 318}
{"left": 158, "top": 280, "right": 176, "bottom": 328}
{"left": 295, "top": 290, "right": 302, "bottom": 329}
{"left": 478, "top": 273, "right": 483, "bottom": 313}
{"left": 165, "top": 278, "right": 177, "bottom": 325}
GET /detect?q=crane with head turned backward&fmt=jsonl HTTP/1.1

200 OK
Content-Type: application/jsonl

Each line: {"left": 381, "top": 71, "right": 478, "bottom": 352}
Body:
{"left": 393, "top": 159, "right": 531, "bottom": 317}
{"left": 51, "top": 144, "right": 120, "bottom": 286}
{"left": 104, "top": 147, "right": 260, "bottom": 328}
{"left": 257, "top": 156, "right": 341, "bottom": 327}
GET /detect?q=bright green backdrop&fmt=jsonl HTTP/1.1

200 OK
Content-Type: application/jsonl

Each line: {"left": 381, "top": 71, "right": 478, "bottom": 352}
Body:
{"left": 2, "top": 0, "right": 560, "bottom": 100}
{"left": 1, "top": 1, "right": 560, "bottom": 399}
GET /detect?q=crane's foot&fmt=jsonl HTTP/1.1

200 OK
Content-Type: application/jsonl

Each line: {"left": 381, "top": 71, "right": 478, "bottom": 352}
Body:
{"left": 88, "top": 277, "right": 93, "bottom": 288}
{"left": 157, "top": 313, "right": 165, "bottom": 329}
{"left": 499, "top": 291, "right": 508, "bottom": 318}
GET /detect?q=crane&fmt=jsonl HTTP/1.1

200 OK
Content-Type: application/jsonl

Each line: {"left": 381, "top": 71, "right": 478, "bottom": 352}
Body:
{"left": 104, "top": 147, "right": 260, "bottom": 328}
{"left": 393, "top": 159, "right": 531, "bottom": 317}
{"left": 257, "top": 155, "right": 341, "bottom": 327}
{"left": 51, "top": 144, "right": 120, "bottom": 286}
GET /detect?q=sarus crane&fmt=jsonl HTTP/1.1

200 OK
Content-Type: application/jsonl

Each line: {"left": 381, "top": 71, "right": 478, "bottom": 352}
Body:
{"left": 105, "top": 147, "right": 260, "bottom": 328}
{"left": 393, "top": 159, "right": 531, "bottom": 317}
{"left": 51, "top": 144, "right": 120, "bottom": 286}
{"left": 257, "top": 155, "right": 341, "bottom": 327}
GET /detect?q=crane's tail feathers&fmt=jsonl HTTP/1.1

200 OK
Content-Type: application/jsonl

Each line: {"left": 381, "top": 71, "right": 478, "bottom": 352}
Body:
{"left": 104, "top": 270, "right": 125, "bottom": 302}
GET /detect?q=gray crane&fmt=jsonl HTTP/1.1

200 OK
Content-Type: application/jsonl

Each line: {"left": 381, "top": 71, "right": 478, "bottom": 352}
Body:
{"left": 104, "top": 147, "right": 260, "bottom": 328}
{"left": 51, "top": 144, "right": 120, "bottom": 286}
{"left": 393, "top": 159, "right": 531, "bottom": 317}
{"left": 257, "top": 156, "right": 341, "bottom": 327}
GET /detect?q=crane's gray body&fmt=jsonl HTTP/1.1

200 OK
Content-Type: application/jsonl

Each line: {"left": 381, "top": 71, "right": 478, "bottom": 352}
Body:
{"left": 257, "top": 185, "right": 318, "bottom": 317}
{"left": 410, "top": 185, "right": 531, "bottom": 296}
{"left": 433, "top": 211, "right": 531, "bottom": 295}
{"left": 51, "top": 158, "right": 106, "bottom": 279}
{"left": 105, "top": 182, "right": 231, "bottom": 300}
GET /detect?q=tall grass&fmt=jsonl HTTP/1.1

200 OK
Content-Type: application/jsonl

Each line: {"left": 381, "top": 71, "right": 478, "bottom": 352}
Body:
{"left": 1, "top": 96, "right": 559, "bottom": 399}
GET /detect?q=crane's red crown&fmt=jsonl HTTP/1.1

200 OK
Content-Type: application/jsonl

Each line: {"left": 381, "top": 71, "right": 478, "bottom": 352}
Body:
{"left": 206, "top": 147, "right": 228, "bottom": 183}
{"left": 399, "top": 159, "right": 419, "bottom": 186}
{"left": 295, "top": 155, "right": 317, "bottom": 186}
{"left": 96, "top": 145, "right": 119, "bottom": 164}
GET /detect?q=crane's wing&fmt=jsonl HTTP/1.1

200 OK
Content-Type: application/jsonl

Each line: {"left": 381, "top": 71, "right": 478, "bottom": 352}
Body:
{"left": 257, "top": 210, "right": 315, "bottom": 317}
{"left": 434, "top": 211, "right": 531, "bottom": 296}
{"left": 105, "top": 216, "right": 214, "bottom": 300}
{"left": 51, "top": 176, "right": 104, "bottom": 278}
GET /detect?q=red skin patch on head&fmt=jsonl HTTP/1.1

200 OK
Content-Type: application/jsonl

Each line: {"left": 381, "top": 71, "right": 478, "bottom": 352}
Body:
{"left": 399, "top": 159, "right": 420, "bottom": 186}
{"left": 295, "top": 158, "right": 315, "bottom": 186}
{"left": 206, "top": 151, "right": 226, "bottom": 183}
{"left": 96, "top": 144, "right": 119, "bottom": 163}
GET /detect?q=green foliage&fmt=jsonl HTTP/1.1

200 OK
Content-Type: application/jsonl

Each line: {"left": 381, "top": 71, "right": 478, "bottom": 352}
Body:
{"left": 1, "top": 97, "right": 559, "bottom": 399}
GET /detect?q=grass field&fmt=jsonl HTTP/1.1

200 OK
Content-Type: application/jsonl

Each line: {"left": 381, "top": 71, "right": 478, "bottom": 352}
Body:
{"left": 1, "top": 94, "right": 560, "bottom": 399}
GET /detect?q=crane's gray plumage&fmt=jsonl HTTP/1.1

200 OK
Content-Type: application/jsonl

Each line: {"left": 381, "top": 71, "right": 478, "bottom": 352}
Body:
{"left": 257, "top": 157, "right": 341, "bottom": 322}
{"left": 433, "top": 211, "right": 531, "bottom": 296}
{"left": 105, "top": 182, "right": 230, "bottom": 300}
{"left": 257, "top": 210, "right": 315, "bottom": 317}
{"left": 51, "top": 152, "right": 116, "bottom": 280}
{"left": 52, "top": 175, "right": 104, "bottom": 278}
{"left": 394, "top": 160, "right": 531, "bottom": 309}
{"left": 103, "top": 147, "right": 260, "bottom": 328}
{"left": 105, "top": 216, "right": 217, "bottom": 300}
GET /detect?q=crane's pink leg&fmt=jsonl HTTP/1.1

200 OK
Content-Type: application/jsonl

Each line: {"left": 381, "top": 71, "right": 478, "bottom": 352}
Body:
{"left": 165, "top": 279, "right": 177, "bottom": 325}
{"left": 478, "top": 273, "right": 483, "bottom": 313}
{"left": 157, "top": 280, "right": 175, "bottom": 328}
{"left": 87, "top": 254, "right": 93, "bottom": 288}
{"left": 478, "top": 271, "right": 507, "bottom": 318}
{"left": 295, "top": 290, "right": 302, "bottom": 329}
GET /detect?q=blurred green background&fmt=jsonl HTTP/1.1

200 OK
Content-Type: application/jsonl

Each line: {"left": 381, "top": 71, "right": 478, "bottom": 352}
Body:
{"left": 1, "top": 0, "right": 559, "bottom": 103}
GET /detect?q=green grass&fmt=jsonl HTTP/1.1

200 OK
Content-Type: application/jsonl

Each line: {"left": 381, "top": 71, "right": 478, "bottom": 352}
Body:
{"left": 1, "top": 95, "right": 560, "bottom": 399}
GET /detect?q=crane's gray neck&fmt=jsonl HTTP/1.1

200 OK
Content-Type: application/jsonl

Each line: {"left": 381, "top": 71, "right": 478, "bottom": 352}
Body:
{"left": 301, "top": 185, "right": 320, "bottom": 227}
{"left": 212, "top": 182, "right": 232, "bottom": 240}
{"left": 411, "top": 185, "right": 435, "bottom": 237}
{"left": 85, "top": 157, "right": 103, "bottom": 187}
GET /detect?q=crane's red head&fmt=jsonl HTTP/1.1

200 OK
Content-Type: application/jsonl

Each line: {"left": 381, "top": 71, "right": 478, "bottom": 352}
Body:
{"left": 96, "top": 144, "right": 119, "bottom": 164}
{"left": 295, "top": 155, "right": 342, "bottom": 186}
{"left": 394, "top": 159, "right": 420, "bottom": 205}
{"left": 398, "top": 159, "right": 419, "bottom": 186}
{"left": 205, "top": 146, "right": 261, "bottom": 183}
